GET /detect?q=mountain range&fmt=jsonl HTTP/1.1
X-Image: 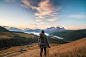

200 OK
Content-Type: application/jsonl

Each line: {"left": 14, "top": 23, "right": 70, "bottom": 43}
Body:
{"left": 23, "top": 26, "right": 65, "bottom": 33}
{"left": 8, "top": 27, "right": 23, "bottom": 32}
{"left": 45, "top": 26, "right": 65, "bottom": 33}
{"left": 1, "top": 26, "right": 65, "bottom": 33}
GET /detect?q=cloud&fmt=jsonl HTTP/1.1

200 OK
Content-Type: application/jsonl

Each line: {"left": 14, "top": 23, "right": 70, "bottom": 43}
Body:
{"left": 3, "top": 0, "right": 16, "bottom": 2}
{"left": 35, "top": 16, "right": 45, "bottom": 19}
{"left": 47, "top": 18, "right": 58, "bottom": 22}
{"left": 29, "top": 23, "right": 37, "bottom": 26}
{"left": 40, "top": 22, "right": 50, "bottom": 24}
{"left": 69, "top": 15, "right": 86, "bottom": 19}
{"left": 21, "top": 0, "right": 61, "bottom": 19}
{"left": 20, "top": 4, "right": 29, "bottom": 9}
{"left": 36, "top": 19, "right": 43, "bottom": 22}
{"left": 21, "top": 0, "right": 36, "bottom": 9}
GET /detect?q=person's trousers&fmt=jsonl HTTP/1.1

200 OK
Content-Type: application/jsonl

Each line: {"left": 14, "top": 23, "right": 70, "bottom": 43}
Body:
{"left": 40, "top": 47, "right": 46, "bottom": 57}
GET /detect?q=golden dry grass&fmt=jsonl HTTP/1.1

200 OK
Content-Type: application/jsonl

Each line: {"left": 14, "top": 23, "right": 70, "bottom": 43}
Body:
{"left": 15, "top": 33, "right": 36, "bottom": 38}
{"left": 50, "top": 37, "right": 57, "bottom": 39}
{"left": 0, "top": 32, "right": 36, "bottom": 39}
{"left": 0, "top": 32, "right": 15, "bottom": 39}
{"left": 0, "top": 32, "right": 15, "bottom": 37}
{"left": 49, "top": 37, "right": 86, "bottom": 57}
{"left": 0, "top": 36, "right": 11, "bottom": 39}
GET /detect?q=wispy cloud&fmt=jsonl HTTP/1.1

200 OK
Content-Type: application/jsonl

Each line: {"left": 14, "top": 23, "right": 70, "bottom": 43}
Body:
{"left": 69, "top": 15, "right": 86, "bottom": 19}
{"left": 21, "top": 0, "right": 61, "bottom": 21}
{"left": 20, "top": 4, "right": 29, "bottom": 9}
{"left": 29, "top": 23, "right": 37, "bottom": 26}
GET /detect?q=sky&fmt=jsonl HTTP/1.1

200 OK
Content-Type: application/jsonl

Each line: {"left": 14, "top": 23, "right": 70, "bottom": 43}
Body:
{"left": 0, "top": 0, "right": 86, "bottom": 30}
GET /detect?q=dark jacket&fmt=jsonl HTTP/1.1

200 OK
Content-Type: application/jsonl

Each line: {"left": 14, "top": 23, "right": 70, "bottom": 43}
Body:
{"left": 38, "top": 33, "right": 49, "bottom": 48}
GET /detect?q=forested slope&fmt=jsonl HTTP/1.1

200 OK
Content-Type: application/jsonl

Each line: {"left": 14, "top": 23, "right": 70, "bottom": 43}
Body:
{"left": 51, "top": 29, "right": 86, "bottom": 41}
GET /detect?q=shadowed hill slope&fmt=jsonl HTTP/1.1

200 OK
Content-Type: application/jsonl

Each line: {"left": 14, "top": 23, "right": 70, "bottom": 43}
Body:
{"left": 0, "top": 26, "right": 9, "bottom": 32}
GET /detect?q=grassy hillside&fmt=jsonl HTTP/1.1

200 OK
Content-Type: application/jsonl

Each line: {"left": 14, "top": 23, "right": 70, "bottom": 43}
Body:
{"left": 0, "top": 31, "right": 37, "bottom": 39}
{"left": 0, "top": 32, "right": 16, "bottom": 39}
{"left": 0, "top": 26, "right": 9, "bottom": 32}
{"left": 16, "top": 33, "right": 36, "bottom": 38}
{"left": 51, "top": 29, "right": 86, "bottom": 41}
{"left": 49, "top": 37, "right": 86, "bottom": 57}
{"left": 0, "top": 26, "right": 36, "bottom": 39}
{"left": 0, "top": 26, "right": 16, "bottom": 39}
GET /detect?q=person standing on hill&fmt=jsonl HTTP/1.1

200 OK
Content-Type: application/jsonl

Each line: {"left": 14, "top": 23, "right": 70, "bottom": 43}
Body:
{"left": 38, "top": 30, "right": 50, "bottom": 57}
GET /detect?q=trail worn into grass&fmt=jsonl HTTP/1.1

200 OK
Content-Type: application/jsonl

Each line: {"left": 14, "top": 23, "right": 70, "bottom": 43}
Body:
{"left": 15, "top": 38, "right": 86, "bottom": 57}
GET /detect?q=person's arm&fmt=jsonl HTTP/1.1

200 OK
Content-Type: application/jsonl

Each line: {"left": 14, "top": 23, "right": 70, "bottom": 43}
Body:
{"left": 45, "top": 35, "right": 50, "bottom": 48}
{"left": 45, "top": 35, "right": 49, "bottom": 44}
{"left": 38, "top": 35, "right": 40, "bottom": 45}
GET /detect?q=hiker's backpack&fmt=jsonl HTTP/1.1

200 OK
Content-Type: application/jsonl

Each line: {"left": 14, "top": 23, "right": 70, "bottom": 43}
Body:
{"left": 40, "top": 34, "right": 47, "bottom": 46}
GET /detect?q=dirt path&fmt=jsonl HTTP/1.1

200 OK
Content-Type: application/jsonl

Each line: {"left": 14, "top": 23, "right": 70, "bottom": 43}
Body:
{"left": 15, "top": 49, "right": 40, "bottom": 57}
{"left": 15, "top": 45, "right": 71, "bottom": 57}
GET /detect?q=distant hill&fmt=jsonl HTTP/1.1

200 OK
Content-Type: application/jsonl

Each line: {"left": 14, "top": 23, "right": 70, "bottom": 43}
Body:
{"left": 24, "top": 29, "right": 41, "bottom": 33}
{"left": 1, "top": 26, "right": 23, "bottom": 32}
{"left": 51, "top": 29, "right": 86, "bottom": 41}
{"left": 8, "top": 27, "right": 23, "bottom": 32}
{"left": 0, "top": 26, "right": 9, "bottom": 32}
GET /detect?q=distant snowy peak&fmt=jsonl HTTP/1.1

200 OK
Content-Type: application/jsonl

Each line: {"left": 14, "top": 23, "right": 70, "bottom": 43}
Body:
{"left": 23, "top": 28, "right": 30, "bottom": 31}
{"left": 26, "top": 28, "right": 30, "bottom": 30}
{"left": 46, "top": 26, "right": 65, "bottom": 30}
{"left": 45, "top": 26, "right": 65, "bottom": 33}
